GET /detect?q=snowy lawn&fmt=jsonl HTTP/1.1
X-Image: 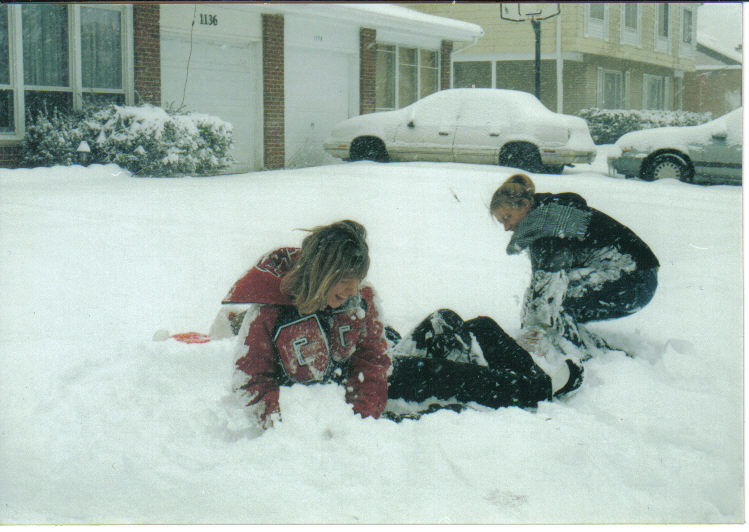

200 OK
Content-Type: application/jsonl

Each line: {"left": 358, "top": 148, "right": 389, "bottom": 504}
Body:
{"left": 0, "top": 149, "right": 743, "bottom": 524}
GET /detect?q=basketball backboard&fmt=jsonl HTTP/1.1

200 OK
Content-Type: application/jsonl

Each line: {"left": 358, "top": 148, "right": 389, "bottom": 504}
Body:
{"left": 500, "top": 3, "right": 560, "bottom": 22}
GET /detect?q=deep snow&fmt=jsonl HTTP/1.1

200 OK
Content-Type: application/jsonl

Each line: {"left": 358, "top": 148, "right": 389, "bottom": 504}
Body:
{"left": 0, "top": 149, "right": 743, "bottom": 524}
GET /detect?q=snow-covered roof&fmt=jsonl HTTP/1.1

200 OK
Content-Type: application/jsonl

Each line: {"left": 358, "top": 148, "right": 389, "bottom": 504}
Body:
{"left": 249, "top": 3, "right": 483, "bottom": 42}
{"left": 697, "top": 34, "right": 743, "bottom": 65}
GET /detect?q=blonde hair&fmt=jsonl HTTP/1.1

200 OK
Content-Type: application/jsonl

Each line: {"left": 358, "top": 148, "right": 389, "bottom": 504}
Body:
{"left": 280, "top": 220, "right": 370, "bottom": 315}
{"left": 489, "top": 173, "right": 536, "bottom": 212}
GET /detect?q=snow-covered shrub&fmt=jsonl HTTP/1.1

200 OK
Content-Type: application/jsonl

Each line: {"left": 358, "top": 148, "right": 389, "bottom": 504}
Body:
{"left": 21, "top": 108, "right": 87, "bottom": 167}
{"left": 576, "top": 108, "right": 713, "bottom": 145}
{"left": 22, "top": 104, "right": 233, "bottom": 177}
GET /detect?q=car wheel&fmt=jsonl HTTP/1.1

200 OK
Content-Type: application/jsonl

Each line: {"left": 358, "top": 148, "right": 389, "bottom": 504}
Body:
{"left": 499, "top": 143, "right": 544, "bottom": 173}
{"left": 643, "top": 153, "right": 692, "bottom": 182}
{"left": 349, "top": 137, "right": 389, "bottom": 162}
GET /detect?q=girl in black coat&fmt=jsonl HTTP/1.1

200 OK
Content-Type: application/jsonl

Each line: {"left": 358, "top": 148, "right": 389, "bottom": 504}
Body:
{"left": 489, "top": 174, "right": 659, "bottom": 361}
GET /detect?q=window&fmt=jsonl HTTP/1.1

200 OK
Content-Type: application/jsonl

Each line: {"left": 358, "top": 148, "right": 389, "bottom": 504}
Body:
{"left": 1, "top": 4, "right": 132, "bottom": 139}
{"left": 453, "top": 61, "right": 491, "bottom": 88}
{"left": 0, "top": 5, "right": 12, "bottom": 132}
{"left": 375, "top": 44, "right": 396, "bottom": 112}
{"left": 621, "top": 4, "right": 640, "bottom": 46}
{"left": 375, "top": 42, "right": 439, "bottom": 111}
{"left": 655, "top": 3, "right": 671, "bottom": 53}
{"left": 680, "top": 7, "right": 695, "bottom": 57}
{"left": 597, "top": 68, "right": 624, "bottom": 109}
{"left": 643, "top": 74, "right": 667, "bottom": 110}
{"left": 419, "top": 49, "right": 439, "bottom": 99}
{"left": 22, "top": 5, "right": 72, "bottom": 118}
{"left": 658, "top": 4, "right": 670, "bottom": 38}
{"left": 398, "top": 47, "right": 418, "bottom": 108}
{"left": 81, "top": 6, "right": 124, "bottom": 106}
{"left": 585, "top": 3, "right": 608, "bottom": 40}
{"left": 682, "top": 8, "right": 693, "bottom": 44}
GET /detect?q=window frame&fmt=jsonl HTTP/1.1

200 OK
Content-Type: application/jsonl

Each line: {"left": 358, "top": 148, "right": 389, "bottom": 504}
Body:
{"left": 680, "top": 6, "right": 695, "bottom": 58}
{"left": 654, "top": 3, "right": 671, "bottom": 54}
{"left": 620, "top": 3, "right": 641, "bottom": 47}
{"left": 374, "top": 41, "right": 440, "bottom": 112}
{"left": 585, "top": 3, "right": 609, "bottom": 41}
{"left": 643, "top": 73, "right": 668, "bottom": 110}
{"left": 453, "top": 60, "right": 492, "bottom": 89}
{"left": 597, "top": 67, "right": 624, "bottom": 109}
{"left": 0, "top": 3, "right": 133, "bottom": 142}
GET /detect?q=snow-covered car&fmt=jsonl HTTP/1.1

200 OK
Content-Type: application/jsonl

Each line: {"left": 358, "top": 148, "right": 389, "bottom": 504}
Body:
{"left": 608, "top": 108, "right": 743, "bottom": 185}
{"left": 323, "top": 88, "right": 596, "bottom": 173}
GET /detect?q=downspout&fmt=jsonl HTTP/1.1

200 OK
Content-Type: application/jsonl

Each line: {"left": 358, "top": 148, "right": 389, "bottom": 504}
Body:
{"left": 556, "top": 10, "right": 563, "bottom": 112}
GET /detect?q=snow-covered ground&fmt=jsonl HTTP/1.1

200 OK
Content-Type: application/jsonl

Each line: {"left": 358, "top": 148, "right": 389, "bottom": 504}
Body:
{"left": 0, "top": 149, "right": 743, "bottom": 524}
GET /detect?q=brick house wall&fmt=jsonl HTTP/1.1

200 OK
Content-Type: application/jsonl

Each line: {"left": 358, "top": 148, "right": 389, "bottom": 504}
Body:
{"left": 0, "top": 146, "right": 22, "bottom": 168}
{"left": 684, "top": 69, "right": 743, "bottom": 116}
{"left": 263, "top": 14, "right": 284, "bottom": 169}
{"left": 359, "top": 28, "right": 377, "bottom": 115}
{"left": 440, "top": 40, "right": 453, "bottom": 90}
{"left": 133, "top": 4, "right": 161, "bottom": 106}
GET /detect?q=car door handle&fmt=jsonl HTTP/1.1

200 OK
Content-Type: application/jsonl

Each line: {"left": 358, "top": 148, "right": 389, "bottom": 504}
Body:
{"left": 439, "top": 131, "right": 449, "bottom": 136}
{"left": 489, "top": 133, "right": 500, "bottom": 137}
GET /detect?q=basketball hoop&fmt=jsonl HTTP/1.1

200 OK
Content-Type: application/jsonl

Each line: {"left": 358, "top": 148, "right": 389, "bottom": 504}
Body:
{"left": 500, "top": 3, "right": 560, "bottom": 99}
{"left": 500, "top": 3, "right": 560, "bottom": 22}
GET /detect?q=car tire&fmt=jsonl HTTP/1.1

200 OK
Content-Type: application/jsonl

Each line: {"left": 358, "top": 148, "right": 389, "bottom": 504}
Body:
{"left": 499, "top": 143, "right": 544, "bottom": 173}
{"left": 349, "top": 137, "right": 389, "bottom": 162}
{"left": 642, "top": 153, "right": 693, "bottom": 182}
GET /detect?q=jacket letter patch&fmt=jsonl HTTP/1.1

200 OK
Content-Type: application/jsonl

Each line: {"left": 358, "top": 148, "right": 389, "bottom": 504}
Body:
{"left": 274, "top": 315, "right": 330, "bottom": 382}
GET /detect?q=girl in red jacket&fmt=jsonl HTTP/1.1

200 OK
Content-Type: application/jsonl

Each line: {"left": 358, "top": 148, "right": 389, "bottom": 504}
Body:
{"left": 224, "top": 220, "right": 391, "bottom": 429}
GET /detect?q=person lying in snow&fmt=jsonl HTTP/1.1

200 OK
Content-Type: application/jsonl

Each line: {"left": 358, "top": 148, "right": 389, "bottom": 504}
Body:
{"left": 489, "top": 173, "right": 659, "bottom": 362}
{"left": 215, "top": 219, "right": 583, "bottom": 429}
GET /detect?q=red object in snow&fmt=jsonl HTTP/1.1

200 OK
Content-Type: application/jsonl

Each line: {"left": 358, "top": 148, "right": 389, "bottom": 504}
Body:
{"left": 172, "top": 332, "right": 211, "bottom": 344}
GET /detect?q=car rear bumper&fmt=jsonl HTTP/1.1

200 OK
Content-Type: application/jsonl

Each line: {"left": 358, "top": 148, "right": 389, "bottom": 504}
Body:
{"left": 540, "top": 148, "right": 596, "bottom": 165}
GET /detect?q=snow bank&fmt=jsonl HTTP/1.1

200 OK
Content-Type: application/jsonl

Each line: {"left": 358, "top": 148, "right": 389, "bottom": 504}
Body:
{"left": 0, "top": 153, "right": 743, "bottom": 524}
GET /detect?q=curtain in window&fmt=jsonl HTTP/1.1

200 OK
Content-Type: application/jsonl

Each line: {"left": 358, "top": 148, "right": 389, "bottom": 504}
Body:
{"left": 81, "top": 7, "right": 122, "bottom": 90}
{"left": 682, "top": 10, "right": 693, "bottom": 44}
{"left": 22, "top": 5, "right": 68, "bottom": 87}
{"left": 419, "top": 50, "right": 438, "bottom": 99}
{"left": 398, "top": 47, "right": 418, "bottom": 107}
{"left": 375, "top": 44, "right": 395, "bottom": 111}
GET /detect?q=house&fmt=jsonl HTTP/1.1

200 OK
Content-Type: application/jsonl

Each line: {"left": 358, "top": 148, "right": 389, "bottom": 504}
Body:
{"left": 0, "top": 3, "right": 482, "bottom": 171}
{"left": 683, "top": 36, "right": 742, "bottom": 117}
{"left": 406, "top": 3, "right": 702, "bottom": 115}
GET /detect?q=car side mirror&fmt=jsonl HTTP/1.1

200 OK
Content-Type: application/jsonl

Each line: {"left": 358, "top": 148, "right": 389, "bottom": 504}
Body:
{"left": 407, "top": 110, "right": 416, "bottom": 128}
{"left": 712, "top": 131, "right": 728, "bottom": 140}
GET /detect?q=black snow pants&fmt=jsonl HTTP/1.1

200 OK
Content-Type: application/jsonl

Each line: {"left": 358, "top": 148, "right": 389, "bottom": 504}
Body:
{"left": 387, "top": 310, "right": 553, "bottom": 409}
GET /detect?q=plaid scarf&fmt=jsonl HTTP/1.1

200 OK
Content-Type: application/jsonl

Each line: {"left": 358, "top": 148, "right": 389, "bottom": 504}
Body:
{"left": 507, "top": 201, "right": 592, "bottom": 254}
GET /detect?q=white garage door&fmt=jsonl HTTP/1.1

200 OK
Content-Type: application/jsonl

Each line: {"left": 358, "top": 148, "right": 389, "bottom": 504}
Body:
{"left": 285, "top": 46, "right": 355, "bottom": 168}
{"left": 161, "top": 34, "right": 260, "bottom": 173}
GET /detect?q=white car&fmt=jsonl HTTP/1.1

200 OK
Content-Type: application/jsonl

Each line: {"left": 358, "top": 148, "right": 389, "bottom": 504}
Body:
{"left": 324, "top": 88, "right": 596, "bottom": 173}
{"left": 609, "top": 107, "right": 743, "bottom": 185}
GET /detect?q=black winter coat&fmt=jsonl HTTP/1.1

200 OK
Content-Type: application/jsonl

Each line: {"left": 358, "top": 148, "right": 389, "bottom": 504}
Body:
{"left": 526, "top": 192, "right": 659, "bottom": 274}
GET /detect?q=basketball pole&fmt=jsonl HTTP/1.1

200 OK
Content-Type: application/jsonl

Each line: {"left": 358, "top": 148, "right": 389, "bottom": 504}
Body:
{"left": 532, "top": 18, "right": 541, "bottom": 99}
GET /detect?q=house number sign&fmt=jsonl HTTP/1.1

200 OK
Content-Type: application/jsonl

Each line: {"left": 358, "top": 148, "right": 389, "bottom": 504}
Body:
{"left": 199, "top": 13, "right": 218, "bottom": 26}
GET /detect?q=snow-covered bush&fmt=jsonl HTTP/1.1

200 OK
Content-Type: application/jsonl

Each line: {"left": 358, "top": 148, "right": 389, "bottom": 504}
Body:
{"left": 21, "top": 108, "right": 88, "bottom": 167}
{"left": 22, "top": 104, "right": 233, "bottom": 177}
{"left": 576, "top": 108, "right": 713, "bottom": 145}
